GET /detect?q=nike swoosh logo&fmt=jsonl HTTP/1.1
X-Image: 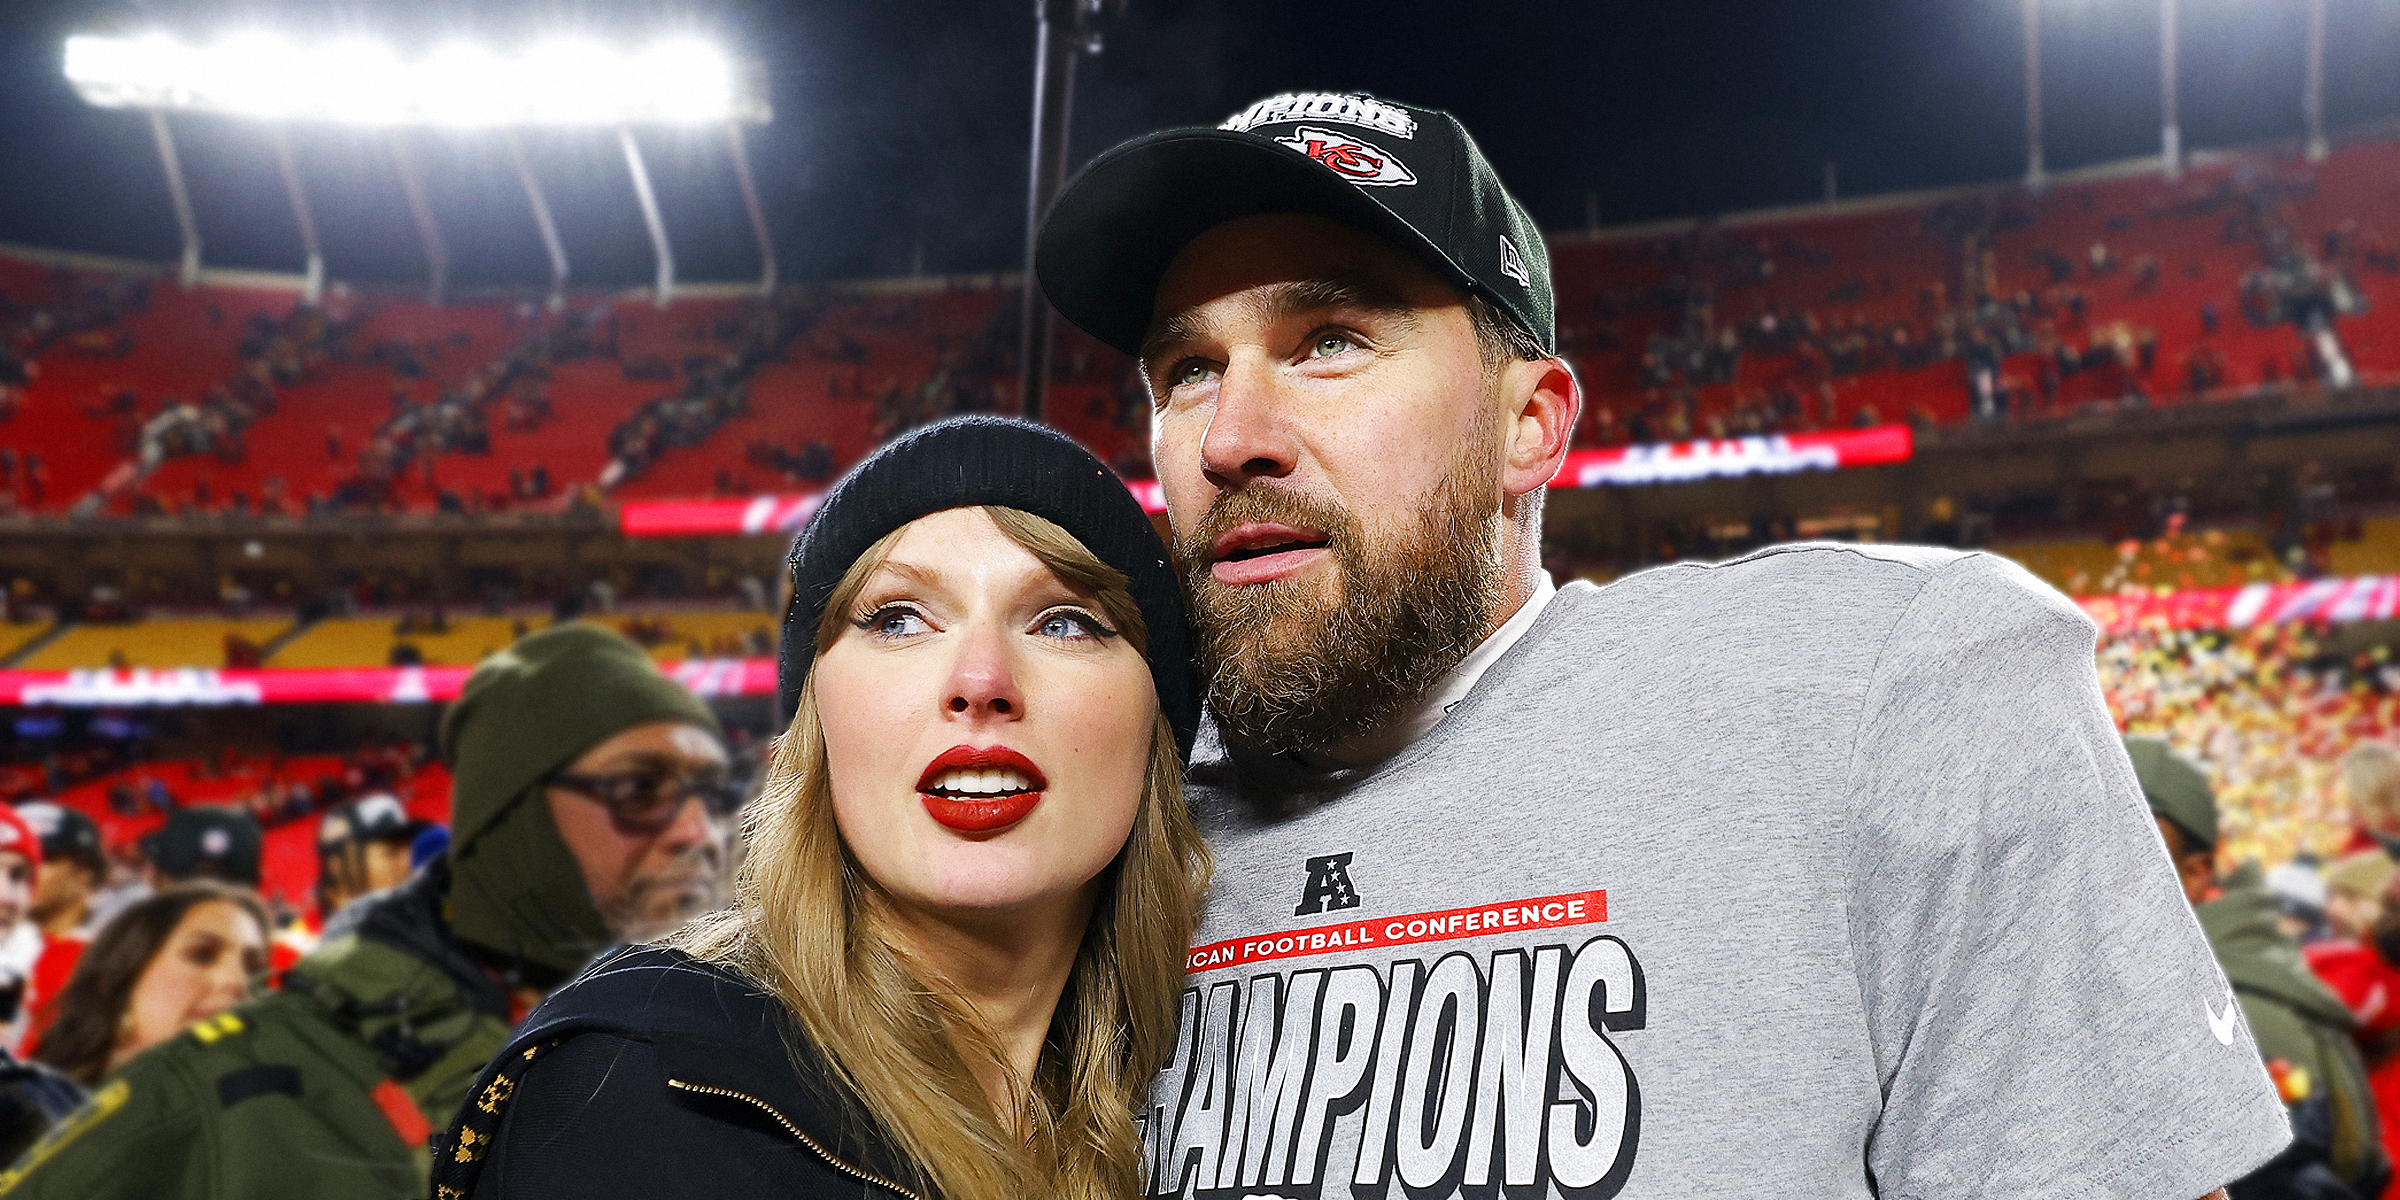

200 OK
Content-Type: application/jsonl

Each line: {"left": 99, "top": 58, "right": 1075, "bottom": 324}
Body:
{"left": 2205, "top": 989, "right": 2240, "bottom": 1046}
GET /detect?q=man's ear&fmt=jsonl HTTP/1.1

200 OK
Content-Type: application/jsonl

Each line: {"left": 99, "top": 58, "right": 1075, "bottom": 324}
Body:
{"left": 1499, "top": 356, "right": 1580, "bottom": 500}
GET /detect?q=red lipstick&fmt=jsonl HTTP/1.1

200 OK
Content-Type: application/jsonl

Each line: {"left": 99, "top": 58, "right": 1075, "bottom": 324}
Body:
{"left": 915, "top": 745, "right": 1049, "bottom": 833}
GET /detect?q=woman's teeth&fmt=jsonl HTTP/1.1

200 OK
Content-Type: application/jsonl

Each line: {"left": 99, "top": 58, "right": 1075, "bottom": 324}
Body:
{"left": 926, "top": 769, "right": 1033, "bottom": 796}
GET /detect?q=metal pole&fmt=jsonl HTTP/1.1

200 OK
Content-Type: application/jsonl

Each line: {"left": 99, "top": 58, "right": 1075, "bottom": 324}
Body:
{"left": 2161, "top": 0, "right": 2181, "bottom": 180}
{"left": 147, "top": 110, "right": 202, "bottom": 289}
{"left": 2304, "top": 0, "right": 2328, "bottom": 163}
{"left": 1017, "top": 0, "right": 1080, "bottom": 424}
{"left": 267, "top": 126, "right": 324, "bottom": 304}
{"left": 503, "top": 131, "right": 570, "bottom": 311}
{"left": 723, "top": 123, "right": 778, "bottom": 296}
{"left": 2024, "top": 0, "right": 2046, "bottom": 192}
{"left": 388, "top": 135, "right": 448, "bottom": 307}
{"left": 618, "top": 126, "right": 675, "bottom": 309}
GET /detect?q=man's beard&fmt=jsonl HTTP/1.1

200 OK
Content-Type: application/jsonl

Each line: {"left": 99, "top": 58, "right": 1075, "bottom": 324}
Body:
{"left": 599, "top": 842, "right": 728, "bottom": 943}
{"left": 1176, "top": 437, "right": 1503, "bottom": 758}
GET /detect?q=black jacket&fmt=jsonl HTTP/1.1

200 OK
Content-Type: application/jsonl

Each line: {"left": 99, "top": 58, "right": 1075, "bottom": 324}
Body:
{"left": 431, "top": 944, "right": 923, "bottom": 1200}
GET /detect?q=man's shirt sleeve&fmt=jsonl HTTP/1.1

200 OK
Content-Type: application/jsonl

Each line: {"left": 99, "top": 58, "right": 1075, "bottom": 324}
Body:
{"left": 1843, "top": 553, "right": 2289, "bottom": 1199}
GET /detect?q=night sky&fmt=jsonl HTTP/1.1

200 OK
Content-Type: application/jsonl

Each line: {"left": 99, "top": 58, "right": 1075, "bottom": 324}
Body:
{"left": 5, "top": 0, "right": 2400, "bottom": 291}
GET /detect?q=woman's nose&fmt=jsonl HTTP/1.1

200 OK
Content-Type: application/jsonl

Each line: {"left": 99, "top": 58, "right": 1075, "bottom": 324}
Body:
{"left": 944, "top": 623, "right": 1025, "bottom": 721}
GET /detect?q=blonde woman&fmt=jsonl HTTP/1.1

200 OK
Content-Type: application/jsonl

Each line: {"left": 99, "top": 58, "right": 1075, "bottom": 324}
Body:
{"left": 433, "top": 418, "right": 1210, "bottom": 1200}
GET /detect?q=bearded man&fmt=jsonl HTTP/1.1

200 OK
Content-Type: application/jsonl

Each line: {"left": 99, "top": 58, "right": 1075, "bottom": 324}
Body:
{"left": 1037, "top": 93, "right": 2287, "bottom": 1199}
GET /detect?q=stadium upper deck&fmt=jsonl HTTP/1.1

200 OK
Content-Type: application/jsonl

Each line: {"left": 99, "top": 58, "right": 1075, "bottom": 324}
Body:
{"left": 1, "top": 131, "right": 2394, "bottom": 522}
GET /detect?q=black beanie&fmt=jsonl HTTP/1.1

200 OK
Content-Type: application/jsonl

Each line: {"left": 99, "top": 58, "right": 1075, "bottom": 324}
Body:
{"left": 780, "top": 416, "right": 1198, "bottom": 761}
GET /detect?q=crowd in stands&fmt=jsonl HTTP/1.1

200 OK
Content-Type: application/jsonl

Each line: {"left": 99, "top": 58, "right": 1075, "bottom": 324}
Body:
{"left": 328, "top": 309, "right": 600, "bottom": 513}
{"left": 601, "top": 293, "right": 823, "bottom": 484}
{"left": 128, "top": 306, "right": 350, "bottom": 488}
{"left": 2104, "top": 620, "right": 2392, "bottom": 868}
{"left": 1562, "top": 152, "right": 2400, "bottom": 446}
{"left": 0, "top": 271, "right": 147, "bottom": 422}
{"left": 0, "top": 138, "right": 2395, "bottom": 541}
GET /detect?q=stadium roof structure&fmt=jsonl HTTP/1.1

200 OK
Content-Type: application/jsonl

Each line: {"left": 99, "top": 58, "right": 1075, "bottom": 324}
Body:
{"left": 60, "top": 30, "right": 776, "bottom": 309}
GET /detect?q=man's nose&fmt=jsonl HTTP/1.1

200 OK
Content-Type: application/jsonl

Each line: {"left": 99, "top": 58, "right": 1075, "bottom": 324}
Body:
{"left": 1199, "top": 352, "right": 1298, "bottom": 489}
{"left": 653, "top": 784, "right": 723, "bottom": 851}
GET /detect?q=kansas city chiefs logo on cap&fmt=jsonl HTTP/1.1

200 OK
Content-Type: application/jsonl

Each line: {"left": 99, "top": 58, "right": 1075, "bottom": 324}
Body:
{"left": 1274, "top": 126, "right": 1416, "bottom": 187}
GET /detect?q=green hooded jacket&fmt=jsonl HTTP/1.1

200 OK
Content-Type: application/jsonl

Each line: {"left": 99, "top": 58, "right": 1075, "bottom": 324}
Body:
{"left": 2197, "top": 864, "right": 2382, "bottom": 1187}
{"left": 0, "top": 867, "right": 514, "bottom": 1200}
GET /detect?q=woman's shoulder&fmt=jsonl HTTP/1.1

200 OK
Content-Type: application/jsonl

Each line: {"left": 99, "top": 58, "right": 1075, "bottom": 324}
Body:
{"left": 442, "top": 947, "right": 918, "bottom": 1198}
{"left": 514, "top": 944, "right": 786, "bottom": 1050}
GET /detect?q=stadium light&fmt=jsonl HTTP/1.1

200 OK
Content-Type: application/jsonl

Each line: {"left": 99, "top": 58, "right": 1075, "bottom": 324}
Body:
{"left": 64, "top": 27, "right": 780, "bottom": 309}
{"left": 62, "top": 31, "right": 767, "bottom": 126}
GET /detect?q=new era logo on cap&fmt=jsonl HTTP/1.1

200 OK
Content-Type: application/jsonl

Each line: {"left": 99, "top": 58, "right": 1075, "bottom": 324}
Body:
{"left": 1500, "top": 236, "right": 1531, "bottom": 288}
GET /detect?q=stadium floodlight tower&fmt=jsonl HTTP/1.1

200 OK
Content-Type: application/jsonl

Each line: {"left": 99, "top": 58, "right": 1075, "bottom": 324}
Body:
{"left": 61, "top": 31, "right": 773, "bottom": 308}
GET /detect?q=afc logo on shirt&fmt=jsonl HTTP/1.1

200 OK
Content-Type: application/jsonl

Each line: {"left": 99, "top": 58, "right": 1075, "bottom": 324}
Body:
{"left": 1294, "top": 853, "right": 1360, "bottom": 916}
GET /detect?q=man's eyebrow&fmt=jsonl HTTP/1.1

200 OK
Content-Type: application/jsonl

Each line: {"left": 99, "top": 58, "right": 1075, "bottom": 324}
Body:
{"left": 1139, "top": 275, "right": 1422, "bottom": 365}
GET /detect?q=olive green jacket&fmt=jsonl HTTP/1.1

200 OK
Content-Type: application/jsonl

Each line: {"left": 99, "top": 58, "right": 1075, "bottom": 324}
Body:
{"left": 0, "top": 869, "right": 515, "bottom": 1200}
{"left": 2197, "top": 864, "right": 2383, "bottom": 1188}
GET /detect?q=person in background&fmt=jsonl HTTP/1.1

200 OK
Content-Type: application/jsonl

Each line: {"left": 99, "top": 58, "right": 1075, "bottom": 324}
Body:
{"left": 0, "top": 624, "right": 734, "bottom": 1200}
{"left": 16, "top": 806, "right": 101, "bottom": 944}
{"left": 2132, "top": 736, "right": 2390, "bottom": 1199}
{"left": 2268, "top": 859, "right": 2334, "bottom": 944}
{"left": 2326, "top": 852, "right": 2397, "bottom": 944}
{"left": 313, "top": 793, "right": 421, "bottom": 934}
{"left": 0, "top": 807, "right": 78, "bottom": 1168}
{"left": 2306, "top": 849, "right": 2400, "bottom": 1170}
{"left": 14, "top": 804, "right": 105, "bottom": 1049}
{"left": 30, "top": 882, "right": 268, "bottom": 1087}
{"left": 141, "top": 808, "right": 262, "bottom": 892}
{"left": 2343, "top": 742, "right": 2400, "bottom": 856}
{"left": 0, "top": 808, "right": 46, "bottom": 1058}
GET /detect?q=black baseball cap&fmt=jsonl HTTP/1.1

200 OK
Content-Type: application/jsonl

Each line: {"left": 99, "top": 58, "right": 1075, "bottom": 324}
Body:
{"left": 1036, "top": 91, "right": 1555, "bottom": 359}
{"left": 15, "top": 802, "right": 101, "bottom": 869}
{"left": 144, "top": 807, "right": 263, "bottom": 888}
{"left": 317, "top": 793, "right": 417, "bottom": 856}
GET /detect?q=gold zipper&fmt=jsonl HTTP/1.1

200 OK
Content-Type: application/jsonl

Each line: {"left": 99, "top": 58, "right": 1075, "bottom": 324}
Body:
{"left": 665, "top": 1077, "right": 923, "bottom": 1199}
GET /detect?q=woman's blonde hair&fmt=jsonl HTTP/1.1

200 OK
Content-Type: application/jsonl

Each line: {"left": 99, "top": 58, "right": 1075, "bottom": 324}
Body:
{"left": 677, "top": 505, "right": 1210, "bottom": 1200}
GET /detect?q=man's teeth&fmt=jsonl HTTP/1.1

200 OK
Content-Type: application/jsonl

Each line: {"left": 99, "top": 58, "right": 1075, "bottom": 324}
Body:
{"left": 927, "top": 768, "right": 1033, "bottom": 795}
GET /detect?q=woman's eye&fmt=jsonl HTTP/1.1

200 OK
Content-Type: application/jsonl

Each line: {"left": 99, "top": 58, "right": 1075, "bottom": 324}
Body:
{"left": 1035, "top": 609, "right": 1110, "bottom": 640}
{"left": 1309, "top": 331, "right": 1357, "bottom": 358}
{"left": 863, "top": 605, "right": 932, "bottom": 638}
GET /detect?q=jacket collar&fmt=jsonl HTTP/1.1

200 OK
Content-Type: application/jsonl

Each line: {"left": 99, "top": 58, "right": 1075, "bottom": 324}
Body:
{"left": 518, "top": 944, "right": 917, "bottom": 1188}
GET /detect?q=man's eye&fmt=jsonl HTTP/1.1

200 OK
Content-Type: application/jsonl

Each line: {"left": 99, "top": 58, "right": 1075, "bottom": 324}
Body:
{"left": 1034, "top": 609, "right": 1112, "bottom": 640}
{"left": 1168, "top": 359, "right": 1218, "bottom": 388}
{"left": 1309, "top": 331, "right": 1357, "bottom": 358}
{"left": 862, "top": 605, "right": 931, "bottom": 638}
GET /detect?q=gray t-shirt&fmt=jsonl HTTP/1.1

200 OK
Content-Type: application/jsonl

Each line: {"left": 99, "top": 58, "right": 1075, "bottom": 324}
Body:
{"left": 1145, "top": 543, "right": 2289, "bottom": 1199}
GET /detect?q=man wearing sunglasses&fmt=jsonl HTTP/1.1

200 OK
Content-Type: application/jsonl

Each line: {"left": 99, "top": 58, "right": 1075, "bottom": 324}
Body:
{"left": 4, "top": 623, "right": 736, "bottom": 1200}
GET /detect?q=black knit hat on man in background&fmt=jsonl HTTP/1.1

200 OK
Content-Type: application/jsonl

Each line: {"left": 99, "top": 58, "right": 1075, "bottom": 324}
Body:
{"left": 779, "top": 415, "right": 1198, "bottom": 761}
